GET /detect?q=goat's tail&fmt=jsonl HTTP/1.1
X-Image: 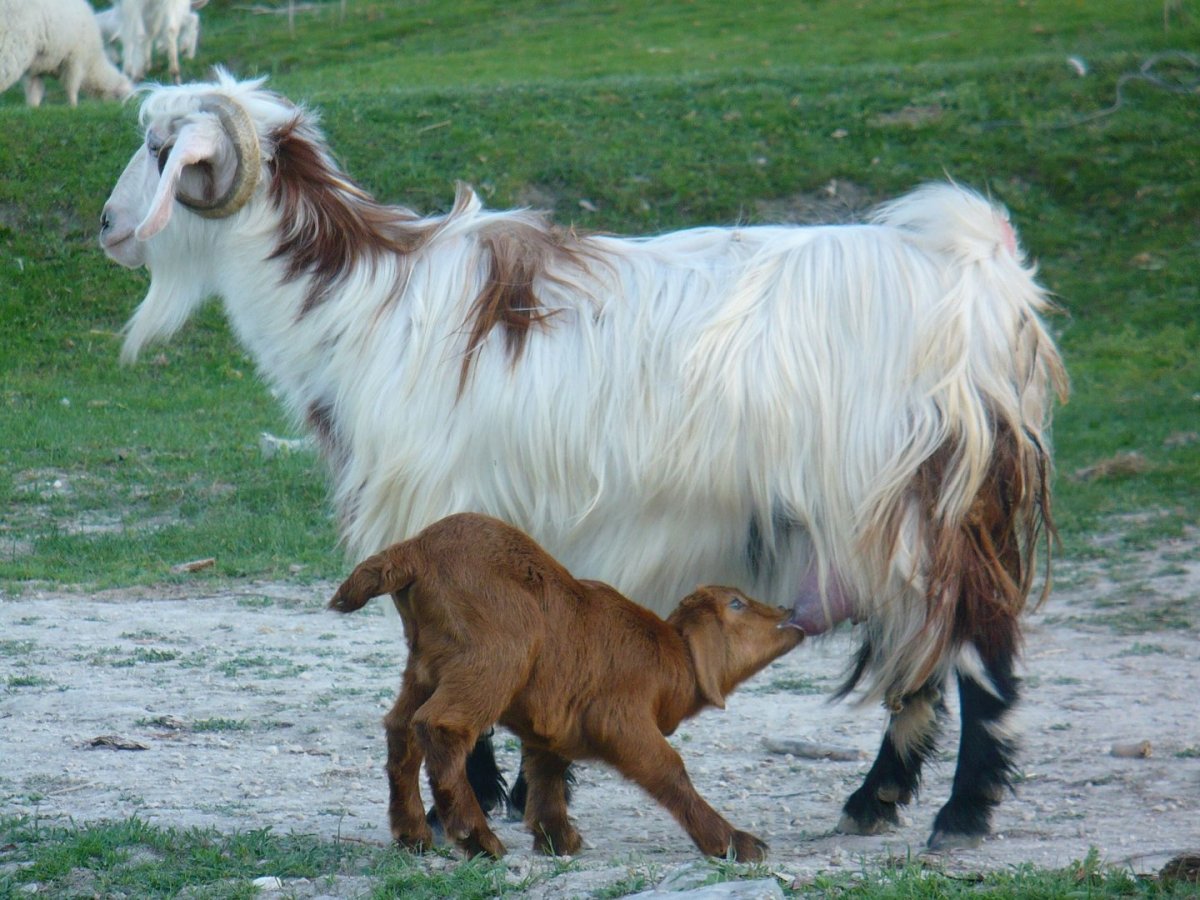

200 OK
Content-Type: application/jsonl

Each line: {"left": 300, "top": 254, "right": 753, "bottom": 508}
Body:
{"left": 846, "top": 183, "right": 1069, "bottom": 703}
{"left": 329, "top": 541, "right": 420, "bottom": 613}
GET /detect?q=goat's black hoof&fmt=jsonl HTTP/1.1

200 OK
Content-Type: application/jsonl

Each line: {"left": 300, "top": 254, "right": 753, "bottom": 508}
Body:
{"left": 927, "top": 799, "right": 990, "bottom": 851}
{"left": 836, "top": 809, "right": 898, "bottom": 835}
{"left": 837, "top": 785, "right": 902, "bottom": 835}
{"left": 926, "top": 828, "right": 984, "bottom": 851}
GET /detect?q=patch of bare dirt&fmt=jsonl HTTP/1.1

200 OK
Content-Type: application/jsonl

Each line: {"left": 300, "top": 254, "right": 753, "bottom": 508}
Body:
{"left": 1, "top": 542, "right": 1197, "bottom": 895}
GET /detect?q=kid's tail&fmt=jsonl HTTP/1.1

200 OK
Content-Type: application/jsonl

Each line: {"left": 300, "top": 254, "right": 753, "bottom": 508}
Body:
{"left": 329, "top": 541, "right": 419, "bottom": 613}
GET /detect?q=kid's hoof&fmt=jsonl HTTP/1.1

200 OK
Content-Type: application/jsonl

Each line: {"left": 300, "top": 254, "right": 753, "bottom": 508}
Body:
{"left": 729, "top": 830, "right": 768, "bottom": 862}
{"left": 393, "top": 827, "right": 435, "bottom": 853}
{"left": 461, "top": 829, "right": 507, "bottom": 859}
{"left": 533, "top": 824, "right": 583, "bottom": 856}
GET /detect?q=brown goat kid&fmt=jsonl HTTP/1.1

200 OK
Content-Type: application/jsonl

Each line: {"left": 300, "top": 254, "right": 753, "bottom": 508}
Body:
{"left": 330, "top": 513, "right": 804, "bottom": 861}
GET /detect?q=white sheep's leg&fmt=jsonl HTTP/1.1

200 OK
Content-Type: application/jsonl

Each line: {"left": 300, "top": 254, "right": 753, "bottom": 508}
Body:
{"left": 62, "top": 58, "right": 87, "bottom": 107}
{"left": 165, "top": 28, "right": 181, "bottom": 84}
{"left": 22, "top": 75, "right": 46, "bottom": 108}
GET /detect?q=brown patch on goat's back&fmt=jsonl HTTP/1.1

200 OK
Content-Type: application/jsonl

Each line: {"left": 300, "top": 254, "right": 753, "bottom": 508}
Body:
{"left": 267, "top": 117, "right": 435, "bottom": 315}
{"left": 457, "top": 218, "right": 591, "bottom": 393}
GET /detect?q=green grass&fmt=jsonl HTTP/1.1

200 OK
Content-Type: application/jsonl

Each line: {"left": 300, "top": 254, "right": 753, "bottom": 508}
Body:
{"left": 3, "top": 1, "right": 1199, "bottom": 589}
{"left": 1, "top": 816, "right": 1195, "bottom": 899}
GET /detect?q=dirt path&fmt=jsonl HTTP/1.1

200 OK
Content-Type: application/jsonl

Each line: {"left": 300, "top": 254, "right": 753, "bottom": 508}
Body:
{"left": 2, "top": 544, "right": 1197, "bottom": 894}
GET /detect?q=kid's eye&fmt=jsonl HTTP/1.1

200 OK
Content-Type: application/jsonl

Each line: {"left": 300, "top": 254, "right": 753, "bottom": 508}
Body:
{"left": 729, "top": 596, "right": 746, "bottom": 610}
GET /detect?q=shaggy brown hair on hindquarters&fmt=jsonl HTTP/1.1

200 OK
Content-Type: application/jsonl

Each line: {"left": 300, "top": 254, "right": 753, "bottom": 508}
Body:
{"left": 330, "top": 512, "right": 804, "bottom": 861}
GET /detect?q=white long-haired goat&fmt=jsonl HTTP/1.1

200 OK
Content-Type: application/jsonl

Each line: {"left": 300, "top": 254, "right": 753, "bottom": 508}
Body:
{"left": 99, "top": 72, "right": 1067, "bottom": 850}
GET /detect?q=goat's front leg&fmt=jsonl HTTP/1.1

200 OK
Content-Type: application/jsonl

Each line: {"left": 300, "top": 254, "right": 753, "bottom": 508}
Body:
{"left": 383, "top": 674, "right": 434, "bottom": 851}
{"left": 605, "top": 727, "right": 766, "bottom": 861}
{"left": 839, "top": 677, "right": 944, "bottom": 836}
{"left": 521, "top": 747, "right": 582, "bottom": 855}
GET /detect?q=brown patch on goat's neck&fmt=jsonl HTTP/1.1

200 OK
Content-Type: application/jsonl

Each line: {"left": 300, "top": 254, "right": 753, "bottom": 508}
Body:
{"left": 457, "top": 220, "right": 587, "bottom": 393}
{"left": 267, "top": 117, "right": 432, "bottom": 316}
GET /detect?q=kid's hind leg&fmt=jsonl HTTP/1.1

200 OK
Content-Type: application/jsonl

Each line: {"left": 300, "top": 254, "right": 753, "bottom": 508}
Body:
{"left": 384, "top": 673, "right": 435, "bottom": 851}
{"left": 509, "top": 748, "right": 575, "bottom": 820}
{"left": 521, "top": 748, "right": 582, "bottom": 856}
{"left": 839, "top": 676, "right": 945, "bottom": 835}
{"left": 413, "top": 663, "right": 527, "bottom": 859}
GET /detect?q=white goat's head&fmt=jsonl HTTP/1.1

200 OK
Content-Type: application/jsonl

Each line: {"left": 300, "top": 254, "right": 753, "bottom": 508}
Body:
{"left": 99, "top": 72, "right": 306, "bottom": 361}
{"left": 98, "top": 72, "right": 283, "bottom": 270}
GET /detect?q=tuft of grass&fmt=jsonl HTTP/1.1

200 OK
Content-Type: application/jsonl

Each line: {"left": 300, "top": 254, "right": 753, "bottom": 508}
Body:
{"left": 754, "top": 675, "right": 827, "bottom": 695}
{"left": 0, "top": 639, "right": 37, "bottom": 657}
{"left": 1117, "top": 642, "right": 1169, "bottom": 657}
{"left": 188, "top": 718, "right": 255, "bottom": 734}
{"left": 6, "top": 674, "right": 54, "bottom": 689}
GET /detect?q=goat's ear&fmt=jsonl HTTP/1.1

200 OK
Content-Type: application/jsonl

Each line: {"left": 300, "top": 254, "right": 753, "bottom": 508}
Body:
{"left": 683, "top": 613, "right": 727, "bottom": 710}
{"left": 136, "top": 117, "right": 228, "bottom": 241}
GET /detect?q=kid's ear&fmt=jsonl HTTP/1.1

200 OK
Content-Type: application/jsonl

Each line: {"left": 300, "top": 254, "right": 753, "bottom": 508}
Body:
{"left": 683, "top": 613, "right": 726, "bottom": 710}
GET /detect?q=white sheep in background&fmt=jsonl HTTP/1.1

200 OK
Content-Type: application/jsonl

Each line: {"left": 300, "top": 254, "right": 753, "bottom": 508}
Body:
{"left": 95, "top": 5, "right": 122, "bottom": 64}
{"left": 0, "top": 0, "right": 132, "bottom": 107}
{"left": 116, "top": 0, "right": 207, "bottom": 84}
{"left": 99, "top": 72, "right": 1067, "bottom": 850}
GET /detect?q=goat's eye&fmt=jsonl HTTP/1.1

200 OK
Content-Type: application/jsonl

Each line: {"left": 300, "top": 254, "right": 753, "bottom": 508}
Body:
{"left": 155, "top": 143, "right": 173, "bottom": 174}
{"left": 729, "top": 596, "right": 746, "bottom": 610}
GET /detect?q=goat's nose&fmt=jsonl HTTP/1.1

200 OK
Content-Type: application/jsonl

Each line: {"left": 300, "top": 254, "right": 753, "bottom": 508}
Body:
{"left": 100, "top": 210, "right": 112, "bottom": 233}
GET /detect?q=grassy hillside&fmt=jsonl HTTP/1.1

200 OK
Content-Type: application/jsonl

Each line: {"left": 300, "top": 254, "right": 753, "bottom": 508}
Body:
{"left": 1, "top": 0, "right": 1197, "bottom": 586}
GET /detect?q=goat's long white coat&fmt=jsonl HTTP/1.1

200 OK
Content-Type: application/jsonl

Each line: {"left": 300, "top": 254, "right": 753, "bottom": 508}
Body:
{"left": 103, "top": 74, "right": 1065, "bottom": 703}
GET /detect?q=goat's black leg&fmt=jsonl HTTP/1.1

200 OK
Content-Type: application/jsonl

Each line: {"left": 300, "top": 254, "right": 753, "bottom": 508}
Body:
{"left": 838, "top": 680, "right": 945, "bottom": 835}
{"left": 426, "top": 729, "right": 509, "bottom": 828}
{"left": 928, "top": 647, "right": 1019, "bottom": 850}
{"left": 510, "top": 749, "right": 574, "bottom": 820}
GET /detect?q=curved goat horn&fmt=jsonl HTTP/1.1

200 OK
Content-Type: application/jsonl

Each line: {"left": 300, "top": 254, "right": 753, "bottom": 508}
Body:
{"left": 177, "top": 95, "right": 262, "bottom": 219}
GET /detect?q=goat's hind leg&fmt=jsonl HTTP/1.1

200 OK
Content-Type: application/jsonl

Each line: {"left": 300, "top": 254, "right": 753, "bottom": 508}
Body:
{"left": 522, "top": 747, "right": 582, "bottom": 856}
{"left": 928, "top": 644, "right": 1019, "bottom": 850}
{"left": 383, "top": 673, "right": 435, "bottom": 851}
{"left": 838, "top": 677, "right": 944, "bottom": 835}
